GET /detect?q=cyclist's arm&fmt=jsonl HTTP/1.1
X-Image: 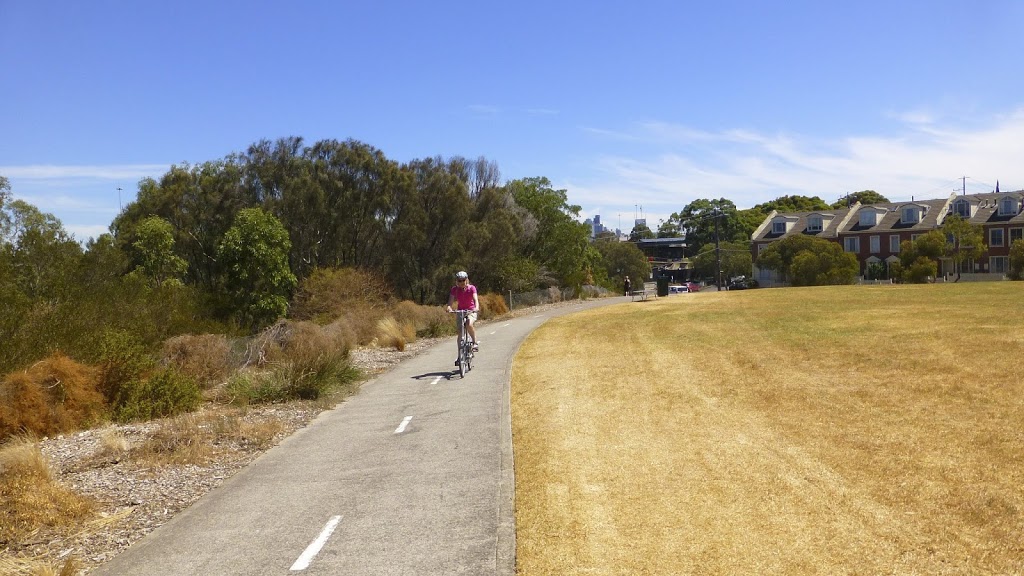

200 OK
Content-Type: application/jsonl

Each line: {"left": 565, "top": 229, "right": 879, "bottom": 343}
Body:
{"left": 472, "top": 288, "right": 480, "bottom": 311}
{"left": 446, "top": 290, "right": 455, "bottom": 312}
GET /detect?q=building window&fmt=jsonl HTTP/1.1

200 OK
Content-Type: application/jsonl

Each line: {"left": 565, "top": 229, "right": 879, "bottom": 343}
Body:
{"left": 859, "top": 211, "right": 877, "bottom": 227}
{"left": 999, "top": 197, "right": 1018, "bottom": 216}
{"left": 757, "top": 243, "right": 767, "bottom": 254}
{"left": 889, "top": 235, "right": 900, "bottom": 253}
{"left": 901, "top": 206, "right": 920, "bottom": 224}
{"left": 772, "top": 221, "right": 786, "bottom": 234}
{"left": 1011, "top": 228, "right": 1023, "bottom": 245}
{"left": 808, "top": 217, "right": 823, "bottom": 232}
{"left": 953, "top": 200, "right": 971, "bottom": 218}
{"left": 844, "top": 237, "right": 860, "bottom": 252}
{"left": 990, "top": 228, "right": 1005, "bottom": 248}
{"left": 991, "top": 256, "right": 1008, "bottom": 274}
{"left": 869, "top": 236, "right": 880, "bottom": 253}
{"left": 911, "top": 234, "right": 922, "bottom": 242}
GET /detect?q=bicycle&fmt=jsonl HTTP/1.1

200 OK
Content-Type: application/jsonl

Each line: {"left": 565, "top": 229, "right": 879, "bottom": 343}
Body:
{"left": 450, "top": 309, "right": 475, "bottom": 378}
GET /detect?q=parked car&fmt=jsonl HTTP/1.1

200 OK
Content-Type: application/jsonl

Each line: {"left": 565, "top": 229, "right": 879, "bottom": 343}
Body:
{"left": 668, "top": 284, "right": 689, "bottom": 294}
{"left": 686, "top": 282, "right": 700, "bottom": 293}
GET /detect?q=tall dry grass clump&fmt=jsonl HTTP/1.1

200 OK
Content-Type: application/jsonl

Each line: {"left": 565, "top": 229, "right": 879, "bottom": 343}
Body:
{"left": 161, "top": 334, "right": 234, "bottom": 390}
{"left": 479, "top": 292, "right": 509, "bottom": 320}
{"left": 228, "top": 320, "right": 357, "bottom": 404}
{"left": 375, "top": 317, "right": 416, "bottom": 351}
{"left": 0, "top": 437, "right": 94, "bottom": 546}
{"left": 290, "top": 267, "right": 392, "bottom": 323}
{"left": 0, "top": 354, "right": 106, "bottom": 439}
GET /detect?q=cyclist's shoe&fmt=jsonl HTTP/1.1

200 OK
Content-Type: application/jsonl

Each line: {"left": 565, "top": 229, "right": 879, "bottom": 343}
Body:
{"left": 472, "top": 341, "right": 479, "bottom": 351}
{"left": 455, "top": 358, "right": 460, "bottom": 366}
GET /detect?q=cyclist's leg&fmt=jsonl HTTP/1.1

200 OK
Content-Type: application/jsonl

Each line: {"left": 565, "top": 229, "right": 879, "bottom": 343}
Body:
{"left": 466, "top": 312, "right": 479, "bottom": 349}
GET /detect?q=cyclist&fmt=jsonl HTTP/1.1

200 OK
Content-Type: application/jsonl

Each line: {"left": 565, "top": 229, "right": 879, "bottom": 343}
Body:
{"left": 446, "top": 270, "right": 480, "bottom": 352}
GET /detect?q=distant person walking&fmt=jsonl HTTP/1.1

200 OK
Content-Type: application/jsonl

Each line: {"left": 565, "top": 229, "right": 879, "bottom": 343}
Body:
{"left": 623, "top": 275, "right": 632, "bottom": 296}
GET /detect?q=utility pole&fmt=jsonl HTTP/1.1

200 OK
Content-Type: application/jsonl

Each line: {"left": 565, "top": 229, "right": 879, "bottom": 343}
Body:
{"left": 117, "top": 187, "right": 123, "bottom": 211}
{"left": 714, "top": 207, "right": 722, "bottom": 290}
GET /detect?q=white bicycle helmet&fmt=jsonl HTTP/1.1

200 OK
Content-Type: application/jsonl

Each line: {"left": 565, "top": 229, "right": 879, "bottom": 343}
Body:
{"left": 455, "top": 270, "right": 468, "bottom": 280}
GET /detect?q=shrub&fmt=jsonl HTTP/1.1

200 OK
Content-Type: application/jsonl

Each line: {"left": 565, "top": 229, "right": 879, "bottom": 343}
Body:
{"left": 290, "top": 267, "right": 392, "bottom": 322}
{"left": 112, "top": 368, "right": 201, "bottom": 423}
{"left": 0, "top": 354, "right": 105, "bottom": 439}
{"left": 479, "top": 292, "right": 509, "bottom": 320}
{"left": 422, "top": 306, "right": 456, "bottom": 338}
{"left": 161, "top": 334, "right": 233, "bottom": 389}
{"left": 135, "top": 413, "right": 213, "bottom": 466}
{"left": 96, "top": 329, "right": 156, "bottom": 404}
{"left": 231, "top": 320, "right": 358, "bottom": 404}
{"left": 376, "top": 317, "right": 416, "bottom": 351}
{"left": 904, "top": 257, "right": 937, "bottom": 284}
{"left": 0, "top": 436, "right": 94, "bottom": 545}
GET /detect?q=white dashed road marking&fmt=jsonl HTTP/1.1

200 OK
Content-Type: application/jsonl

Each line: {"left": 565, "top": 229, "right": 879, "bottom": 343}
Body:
{"left": 394, "top": 416, "right": 413, "bottom": 434}
{"left": 430, "top": 376, "right": 442, "bottom": 386}
{"left": 290, "top": 515, "right": 342, "bottom": 571}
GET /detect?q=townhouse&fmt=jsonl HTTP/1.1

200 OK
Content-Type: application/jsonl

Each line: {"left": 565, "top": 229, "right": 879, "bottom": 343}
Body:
{"left": 750, "top": 190, "right": 1024, "bottom": 285}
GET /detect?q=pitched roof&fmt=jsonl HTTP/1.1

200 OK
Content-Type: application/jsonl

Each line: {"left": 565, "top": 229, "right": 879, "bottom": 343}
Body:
{"left": 751, "top": 204, "right": 859, "bottom": 242}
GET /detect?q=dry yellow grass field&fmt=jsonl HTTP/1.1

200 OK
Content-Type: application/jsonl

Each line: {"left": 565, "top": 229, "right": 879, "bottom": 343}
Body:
{"left": 512, "top": 283, "right": 1024, "bottom": 575}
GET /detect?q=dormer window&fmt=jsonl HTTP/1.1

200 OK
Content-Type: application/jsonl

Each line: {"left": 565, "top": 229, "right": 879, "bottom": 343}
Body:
{"left": 770, "top": 216, "right": 798, "bottom": 235}
{"left": 999, "top": 197, "right": 1018, "bottom": 216}
{"left": 901, "top": 206, "right": 922, "bottom": 224}
{"left": 808, "top": 216, "right": 823, "bottom": 232}
{"left": 952, "top": 199, "right": 972, "bottom": 218}
{"left": 859, "top": 211, "right": 877, "bottom": 227}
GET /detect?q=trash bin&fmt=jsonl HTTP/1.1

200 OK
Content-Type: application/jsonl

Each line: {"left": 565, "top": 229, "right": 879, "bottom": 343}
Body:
{"left": 656, "top": 277, "right": 669, "bottom": 297}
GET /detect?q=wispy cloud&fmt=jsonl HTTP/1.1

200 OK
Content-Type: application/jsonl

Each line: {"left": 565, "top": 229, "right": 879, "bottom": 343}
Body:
{"left": 0, "top": 164, "right": 168, "bottom": 180}
{"left": 467, "top": 104, "right": 501, "bottom": 116}
{"left": 567, "top": 108, "right": 1024, "bottom": 227}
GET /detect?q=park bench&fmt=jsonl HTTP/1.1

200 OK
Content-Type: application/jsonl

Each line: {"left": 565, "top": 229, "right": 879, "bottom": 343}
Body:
{"left": 630, "top": 289, "right": 656, "bottom": 302}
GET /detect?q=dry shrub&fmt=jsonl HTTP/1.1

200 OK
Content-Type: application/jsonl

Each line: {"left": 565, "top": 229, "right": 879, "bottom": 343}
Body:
{"left": 136, "top": 413, "right": 214, "bottom": 466}
{"left": 479, "top": 292, "right": 510, "bottom": 320}
{"left": 0, "top": 354, "right": 106, "bottom": 440}
{"left": 546, "top": 286, "right": 563, "bottom": 303}
{"left": 98, "top": 429, "right": 129, "bottom": 459}
{"left": 290, "top": 267, "right": 392, "bottom": 322}
{"left": 0, "top": 557, "right": 79, "bottom": 576}
{"left": 376, "top": 317, "right": 416, "bottom": 351}
{"left": 390, "top": 300, "right": 457, "bottom": 338}
{"left": 0, "top": 436, "right": 94, "bottom": 546}
{"left": 236, "top": 320, "right": 357, "bottom": 403}
{"left": 264, "top": 321, "right": 349, "bottom": 365}
{"left": 161, "top": 334, "right": 233, "bottom": 389}
{"left": 337, "top": 305, "right": 387, "bottom": 346}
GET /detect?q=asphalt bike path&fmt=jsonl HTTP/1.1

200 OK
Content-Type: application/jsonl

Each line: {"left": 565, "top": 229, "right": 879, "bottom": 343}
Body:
{"left": 93, "top": 297, "right": 620, "bottom": 576}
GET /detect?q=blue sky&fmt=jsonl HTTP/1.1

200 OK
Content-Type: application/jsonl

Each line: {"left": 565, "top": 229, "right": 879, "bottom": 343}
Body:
{"left": 3, "top": 0, "right": 1023, "bottom": 241}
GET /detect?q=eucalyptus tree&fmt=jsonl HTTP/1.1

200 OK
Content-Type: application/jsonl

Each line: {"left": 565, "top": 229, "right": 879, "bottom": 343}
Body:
{"left": 506, "top": 177, "right": 593, "bottom": 287}
{"left": 830, "top": 190, "right": 889, "bottom": 208}
{"left": 463, "top": 185, "right": 536, "bottom": 295}
{"left": 753, "top": 195, "right": 831, "bottom": 213}
{"left": 131, "top": 216, "right": 188, "bottom": 287}
{"left": 669, "top": 198, "right": 746, "bottom": 257}
{"left": 113, "top": 160, "right": 251, "bottom": 289}
{"left": 218, "top": 208, "right": 297, "bottom": 330}
{"left": 304, "top": 139, "right": 401, "bottom": 271}
{"left": 385, "top": 156, "right": 471, "bottom": 303}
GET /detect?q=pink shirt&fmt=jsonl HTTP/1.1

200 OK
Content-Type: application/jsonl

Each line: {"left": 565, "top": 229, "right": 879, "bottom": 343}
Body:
{"left": 449, "top": 284, "right": 478, "bottom": 311}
